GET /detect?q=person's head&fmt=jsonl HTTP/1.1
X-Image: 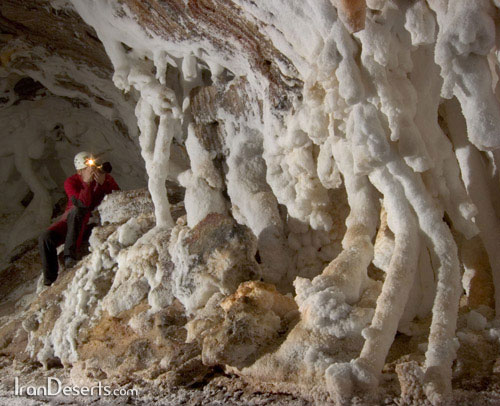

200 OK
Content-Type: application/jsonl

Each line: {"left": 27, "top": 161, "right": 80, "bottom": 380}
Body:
{"left": 74, "top": 151, "right": 113, "bottom": 175}
{"left": 74, "top": 151, "right": 94, "bottom": 174}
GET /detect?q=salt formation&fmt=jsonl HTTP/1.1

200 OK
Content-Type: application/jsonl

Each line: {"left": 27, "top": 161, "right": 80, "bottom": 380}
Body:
{"left": 186, "top": 281, "right": 299, "bottom": 369}
{"left": 32, "top": 191, "right": 158, "bottom": 367}
{"left": 2, "top": 0, "right": 500, "bottom": 404}
{"left": 169, "top": 213, "right": 261, "bottom": 315}
{"left": 17, "top": 190, "right": 205, "bottom": 384}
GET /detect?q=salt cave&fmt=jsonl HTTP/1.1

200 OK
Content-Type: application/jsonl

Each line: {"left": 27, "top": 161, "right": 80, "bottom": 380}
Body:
{"left": 1, "top": 0, "right": 500, "bottom": 405}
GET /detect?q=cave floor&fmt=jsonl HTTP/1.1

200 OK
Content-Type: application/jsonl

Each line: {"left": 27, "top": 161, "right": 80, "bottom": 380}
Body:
{"left": 1, "top": 354, "right": 500, "bottom": 406}
{"left": 0, "top": 355, "right": 313, "bottom": 406}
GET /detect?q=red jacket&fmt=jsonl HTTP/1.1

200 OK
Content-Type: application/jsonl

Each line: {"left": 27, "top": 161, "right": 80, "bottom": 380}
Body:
{"left": 49, "top": 173, "right": 119, "bottom": 248}
{"left": 63, "top": 173, "right": 119, "bottom": 213}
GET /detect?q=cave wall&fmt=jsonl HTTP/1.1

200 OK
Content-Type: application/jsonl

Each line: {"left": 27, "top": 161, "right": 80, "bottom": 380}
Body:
{"left": 0, "top": 0, "right": 149, "bottom": 261}
{"left": 2, "top": 0, "right": 500, "bottom": 405}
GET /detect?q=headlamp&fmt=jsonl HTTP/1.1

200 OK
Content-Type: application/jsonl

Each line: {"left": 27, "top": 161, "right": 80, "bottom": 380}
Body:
{"left": 86, "top": 158, "right": 96, "bottom": 167}
{"left": 83, "top": 156, "right": 111, "bottom": 173}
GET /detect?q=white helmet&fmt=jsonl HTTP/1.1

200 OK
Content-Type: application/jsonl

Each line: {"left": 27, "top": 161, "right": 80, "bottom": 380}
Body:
{"left": 74, "top": 151, "right": 92, "bottom": 170}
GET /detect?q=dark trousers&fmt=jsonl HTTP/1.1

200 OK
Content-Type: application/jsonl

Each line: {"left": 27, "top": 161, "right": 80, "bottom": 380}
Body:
{"left": 38, "top": 206, "right": 87, "bottom": 284}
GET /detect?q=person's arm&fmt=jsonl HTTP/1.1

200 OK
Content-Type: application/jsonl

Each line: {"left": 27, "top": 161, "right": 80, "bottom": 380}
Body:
{"left": 87, "top": 174, "right": 119, "bottom": 210}
{"left": 64, "top": 175, "right": 94, "bottom": 208}
{"left": 103, "top": 174, "right": 120, "bottom": 193}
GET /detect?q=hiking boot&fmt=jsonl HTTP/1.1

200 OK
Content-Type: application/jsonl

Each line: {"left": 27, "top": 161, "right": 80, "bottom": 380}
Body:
{"left": 43, "top": 276, "right": 54, "bottom": 286}
{"left": 64, "top": 256, "right": 76, "bottom": 269}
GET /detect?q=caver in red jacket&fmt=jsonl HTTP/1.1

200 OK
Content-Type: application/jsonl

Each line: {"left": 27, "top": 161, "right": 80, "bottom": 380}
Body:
{"left": 48, "top": 173, "right": 120, "bottom": 249}
{"left": 39, "top": 167, "right": 120, "bottom": 286}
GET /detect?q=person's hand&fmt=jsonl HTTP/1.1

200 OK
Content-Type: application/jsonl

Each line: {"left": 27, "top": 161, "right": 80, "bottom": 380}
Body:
{"left": 81, "top": 166, "right": 94, "bottom": 184}
{"left": 93, "top": 169, "right": 106, "bottom": 185}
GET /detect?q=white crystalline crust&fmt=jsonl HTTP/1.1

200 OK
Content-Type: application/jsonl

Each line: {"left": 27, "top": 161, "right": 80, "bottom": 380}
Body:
{"left": 19, "top": 0, "right": 500, "bottom": 403}
{"left": 33, "top": 199, "right": 174, "bottom": 367}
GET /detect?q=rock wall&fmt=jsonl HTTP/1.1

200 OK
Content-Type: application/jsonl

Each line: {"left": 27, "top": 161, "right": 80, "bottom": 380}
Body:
{"left": 2, "top": 0, "right": 500, "bottom": 405}
{"left": 0, "top": 1, "right": 150, "bottom": 263}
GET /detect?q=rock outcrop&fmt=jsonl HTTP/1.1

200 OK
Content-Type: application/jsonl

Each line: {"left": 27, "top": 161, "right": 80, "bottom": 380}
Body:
{"left": 169, "top": 213, "right": 262, "bottom": 315}
{"left": 187, "top": 280, "right": 299, "bottom": 369}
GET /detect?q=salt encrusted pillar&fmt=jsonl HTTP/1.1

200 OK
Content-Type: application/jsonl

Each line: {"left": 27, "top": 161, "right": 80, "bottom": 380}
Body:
{"left": 409, "top": 42, "right": 479, "bottom": 240}
{"left": 128, "top": 63, "right": 182, "bottom": 229}
{"left": 429, "top": 0, "right": 500, "bottom": 151}
{"left": 326, "top": 163, "right": 420, "bottom": 403}
{"left": 388, "top": 158, "right": 461, "bottom": 404}
{"left": 445, "top": 98, "right": 500, "bottom": 316}
{"left": 321, "top": 137, "right": 379, "bottom": 302}
{"left": 179, "top": 123, "right": 228, "bottom": 227}
{"left": 225, "top": 123, "right": 290, "bottom": 287}
{"left": 151, "top": 113, "right": 176, "bottom": 228}
{"left": 326, "top": 95, "right": 421, "bottom": 399}
{"left": 135, "top": 97, "right": 176, "bottom": 228}
{"left": 357, "top": 166, "right": 419, "bottom": 384}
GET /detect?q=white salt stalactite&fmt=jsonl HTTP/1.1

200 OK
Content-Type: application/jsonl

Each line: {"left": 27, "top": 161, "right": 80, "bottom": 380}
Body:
{"left": 225, "top": 119, "right": 291, "bottom": 287}
{"left": 179, "top": 123, "right": 228, "bottom": 227}
{"left": 327, "top": 164, "right": 420, "bottom": 401}
{"left": 262, "top": 104, "right": 335, "bottom": 232}
{"left": 429, "top": 0, "right": 500, "bottom": 151}
{"left": 154, "top": 50, "right": 168, "bottom": 85}
{"left": 181, "top": 54, "right": 198, "bottom": 83}
{"left": 135, "top": 98, "right": 175, "bottom": 228}
{"left": 152, "top": 114, "right": 176, "bottom": 227}
{"left": 294, "top": 134, "right": 379, "bottom": 373}
{"left": 326, "top": 75, "right": 422, "bottom": 396}
{"left": 409, "top": 43, "right": 479, "bottom": 240}
{"left": 129, "top": 61, "right": 183, "bottom": 229}
{"left": 321, "top": 135, "right": 379, "bottom": 402}
{"left": 312, "top": 15, "right": 379, "bottom": 303}
{"left": 356, "top": 8, "right": 432, "bottom": 174}
{"left": 387, "top": 158, "right": 461, "bottom": 404}
{"left": 322, "top": 137, "right": 379, "bottom": 302}
{"left": 358, "top": 167, "right": 419, "bottom": 383}
{"left": 445, "top": 98, "right": 500, "bottom": 317}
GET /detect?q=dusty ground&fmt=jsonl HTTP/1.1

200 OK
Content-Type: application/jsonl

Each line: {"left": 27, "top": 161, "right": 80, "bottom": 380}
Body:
{"left": 0, "top": 355, "right": 314, "bottom": 406}
{"left": 1, "top": 354, "right": 500, "bottom": 406}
